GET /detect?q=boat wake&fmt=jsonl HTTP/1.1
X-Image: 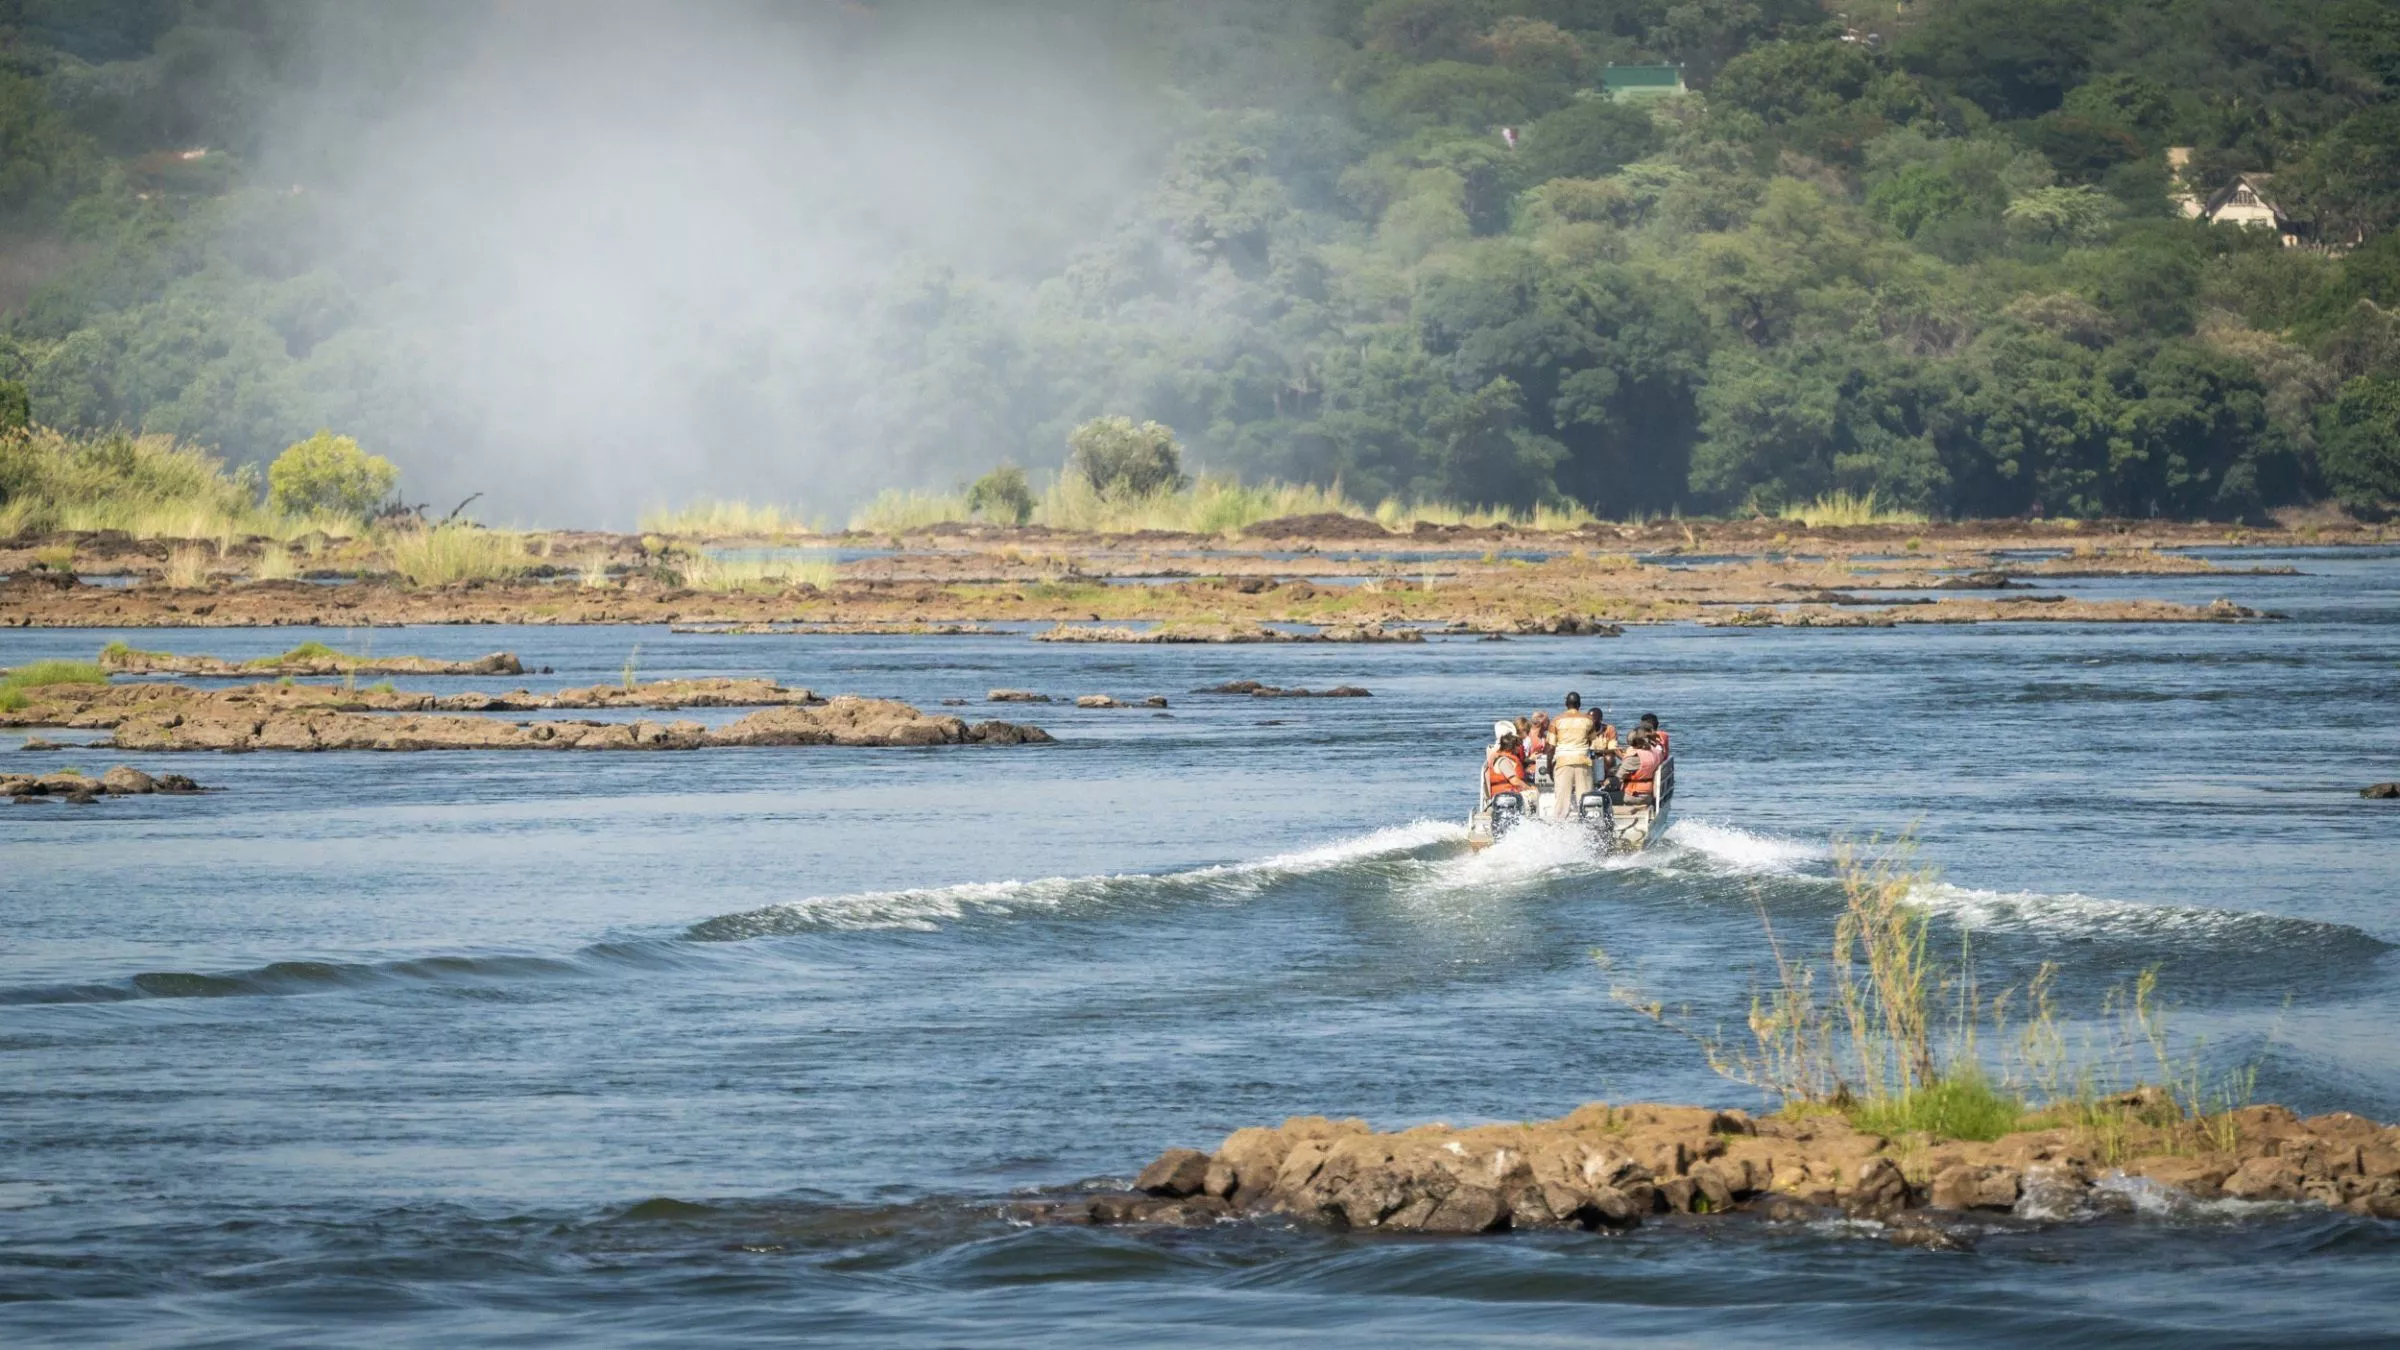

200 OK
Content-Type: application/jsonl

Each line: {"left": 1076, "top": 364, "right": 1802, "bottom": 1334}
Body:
{"left": 686, "top": 819, "right": 1467, "bottom": 939}
{"left": 9, "top": 819, "right": 2377, "bottom": 1007}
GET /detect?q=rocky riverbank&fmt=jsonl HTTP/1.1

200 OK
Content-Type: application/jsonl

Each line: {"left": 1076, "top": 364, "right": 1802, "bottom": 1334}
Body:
{"left": 4, "top": 678, "right": 1048, "bottom": 752}
{"left": 1026, "top": 1099, "right": 2400, "bottom": 1240}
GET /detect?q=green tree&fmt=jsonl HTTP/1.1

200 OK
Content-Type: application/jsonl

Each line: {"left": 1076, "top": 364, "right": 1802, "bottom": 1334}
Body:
{"left": 1868, "top": 163, "right": 1973, "bottom": 240}
{"left": 1895, "top": 0, "right": 2111, "bottom": 120}
{"left": 0, "top": 379, "right": 30, "bottom": 433}
{"left": 2319, "top": 376, "right": 2400, "bottom": 507}
{"left": 965, "top": 462, "right": 1035, "bottom": 523}
{"left": 2280, "top": 106, "right": 2400, "bottom": 245}
{"left": 0, "top": 71, "right": 101, "bottom": 220}
{"left": 2003, "top": 185, "right": 2119, "bottom": 246}
{"left": 1516, "top": 99, "right": 1661, "bottom": 183}
{"left": 1066, "top": 416, "right": 1187, "bottom": 496}
{"left": 2028, "top": 114, "right": 2145, "bottom": 184}
{"left": 1358, "top": 0, "right": 1494, "bottom": 62}
{"left": 266, "top": 431, "right": 397, "bottom": 518}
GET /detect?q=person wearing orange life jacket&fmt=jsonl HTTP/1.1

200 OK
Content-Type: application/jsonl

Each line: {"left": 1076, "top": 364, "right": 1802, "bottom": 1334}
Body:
{"left": 1522, "top": 711, "right": 1553, "bottom": 813}
{"left": 1637, "top": 712, "right": 1669, "bottom": 758}
{"left": 1620, "top": 729, "right": 1664, "bottom": 803}
{"left": 1485, "top": 732, "right": 1533, "bottom": 803}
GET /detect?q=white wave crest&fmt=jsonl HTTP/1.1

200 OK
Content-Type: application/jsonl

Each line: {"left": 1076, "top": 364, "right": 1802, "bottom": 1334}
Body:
{"left": 1647, "top": 819, "right": 1824, "bottom": 876}
{"left": 692, "top": 818, "right": 1464, "bottom": 937}
{"left": 1905, "top": 881, "right": 2337, "bottom": 944}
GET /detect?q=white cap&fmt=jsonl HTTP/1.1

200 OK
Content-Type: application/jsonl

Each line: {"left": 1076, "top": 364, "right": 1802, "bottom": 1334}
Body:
{"left": 1492, "top": 720, "right": 1515, "bottom": 740}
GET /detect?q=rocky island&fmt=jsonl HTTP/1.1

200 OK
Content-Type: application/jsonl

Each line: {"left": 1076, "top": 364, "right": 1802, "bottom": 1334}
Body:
{"left": 1045, "top": 1098, "right": 2400, "bottom": 1242}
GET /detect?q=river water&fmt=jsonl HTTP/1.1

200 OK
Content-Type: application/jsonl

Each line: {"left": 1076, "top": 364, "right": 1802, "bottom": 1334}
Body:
{"left": 3, "top": 550, "right": 2397, "bottom": 1346}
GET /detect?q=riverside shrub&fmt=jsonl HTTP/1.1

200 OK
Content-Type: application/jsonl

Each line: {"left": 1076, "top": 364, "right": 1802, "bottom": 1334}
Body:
{"left": 1066, "top": 417, "right": 1186, "bottom": 498}
{"left": 267, "top": 432, "right": 397, "bottom": 519}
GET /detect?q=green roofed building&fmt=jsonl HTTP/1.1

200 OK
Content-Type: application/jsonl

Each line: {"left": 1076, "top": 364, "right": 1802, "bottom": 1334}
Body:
{"left": 1602, "top": 64, "right": 1686, "bottom": 100}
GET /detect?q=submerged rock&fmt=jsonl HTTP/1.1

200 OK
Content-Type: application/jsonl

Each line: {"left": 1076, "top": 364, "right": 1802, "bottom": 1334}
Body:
{"left": 2363, "top": 782, "right": 2399, "bottom": 799}
{"left": 1193, "top": 681, "right": 1370, "bottom": 698}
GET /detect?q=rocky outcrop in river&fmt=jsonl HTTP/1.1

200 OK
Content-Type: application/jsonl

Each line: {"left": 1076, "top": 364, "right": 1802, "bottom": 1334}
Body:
{"left": 1027, "top": 1100, "right": 2400, "bottom": 1237}
{"left": 99, "top": 647, "right": 528, "bottom": 677}
{"left": 4, "top": 679, "right": 1046, "bottom": 752}
{"left": 1032, "top": 621, "right": 1425, "bottom": 644}
{"left": 4, "top": 766, "right": 206, "bottom": 801}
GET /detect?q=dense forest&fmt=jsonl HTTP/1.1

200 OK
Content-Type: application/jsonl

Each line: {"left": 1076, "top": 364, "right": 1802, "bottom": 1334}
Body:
{"left": 3, "top": 0, "right": 2399, "bottom": 523}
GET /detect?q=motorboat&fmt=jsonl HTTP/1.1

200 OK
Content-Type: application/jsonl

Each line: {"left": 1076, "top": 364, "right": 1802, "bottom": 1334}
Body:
{"left": 1467, "top": 754, "right": 1673, "bottom": 853}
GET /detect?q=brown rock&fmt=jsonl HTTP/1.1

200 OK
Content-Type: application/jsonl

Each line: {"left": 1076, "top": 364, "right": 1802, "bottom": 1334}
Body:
{"left": 1418, "top": 1185, "right": 1511, "bottom": 1234}
{"left": 2302, "top": 1112, "right": 2384, "bottom": 1141}
{"left": 988, "top": 689, "right": 1050, "bottom": 703}
{"left": 2360, "top": 782, "right": 2399, "bottom": 799}
{"left": 1929, "top": 1164, "right": 2021, "bottom": 1212}
{"left": 2222, "top": 1156, "right": 2304, "bottom": 1202}
{"left": 1840, "top": 1157, "right": 1912, "bottom": 1218}
{"left": 1074, "top": 695, "right": 1122, "bottom": 708}
{"left": 1272, "top": 1140, "right": 1335, "bottom": 1199}
{"left": 1210, "top": 1126, "right": 1295, "bottom": 1203}
{"left": 2127, "top": 1155, "right": 2235, "bottom": 1198}
{"left": 99, "top": 766, "right": 156, "bottom": 794}
{"left": 1136, "top": 1148, "right": 1212, "bottom": 1198}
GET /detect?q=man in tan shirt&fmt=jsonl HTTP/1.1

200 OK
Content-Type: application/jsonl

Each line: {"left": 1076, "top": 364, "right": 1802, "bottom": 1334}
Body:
{"left": 1550, "top": 691, "right": 1605, "bottom": 820}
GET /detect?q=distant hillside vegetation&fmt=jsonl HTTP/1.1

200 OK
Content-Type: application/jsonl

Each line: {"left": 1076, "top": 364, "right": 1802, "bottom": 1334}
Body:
{"left": 3, "top": 0, "right": 2398, "bottom": 519}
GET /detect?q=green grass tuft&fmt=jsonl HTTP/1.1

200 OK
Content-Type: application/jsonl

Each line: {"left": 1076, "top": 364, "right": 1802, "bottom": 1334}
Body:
{"left": 1, "top": 660, "right": 109, "bottom": 693}
{"left": 1848, "top": 1070, "right": 2025, "bottom": 1142}
{"left": 249, "top": 640, "right": 345, "bottom": 667}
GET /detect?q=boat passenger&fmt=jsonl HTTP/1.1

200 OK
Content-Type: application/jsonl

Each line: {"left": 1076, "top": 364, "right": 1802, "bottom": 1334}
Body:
{"left": 1523, "top": 711, "right": 1553, "bottom": 813}
{"left": 1486, "top": 733, "right": 1532, "bottom": 804}
{"left": 1481, "top": 719, "right": 1514, "bottom": 798}
{"left": 1637, "top": 712, "right": 1668, "bottom": 757}
{"left": 1621, "top": 729, "right": 1663, "bottom": 804}
{"left": 1550, "top": 693, "right": 1599, "bottom": 820}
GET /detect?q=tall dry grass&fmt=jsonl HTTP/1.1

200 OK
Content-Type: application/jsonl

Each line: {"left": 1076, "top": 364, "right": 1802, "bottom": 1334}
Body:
{"left": 638, "top": 498, "right": 814, "bottom": 537}
{"left": 162, "top": 543, "right": 215, "bottom": 588}
{"left": 250, "top": 543, "right": 299, "bottom": 581}
{"left": 384, "top": 523, "right": 530, "bottom": 586}
{"left": 671, "top": 550, "right": 838, "bottom": 591}
{"left": 1777, "top": 490, "right": 1928, "bottom": 528}
{"left": 1372, "top": 497, "right": 1599, "bottom": 531}
{"left": 682, "top": 476, "right": 1625, "bottom": 540}
{"left": 850, "top": 489, "right": 972, "bottom": 533}
{"left": 1600, "top": 837, "right": 2259, "bottom": 1147}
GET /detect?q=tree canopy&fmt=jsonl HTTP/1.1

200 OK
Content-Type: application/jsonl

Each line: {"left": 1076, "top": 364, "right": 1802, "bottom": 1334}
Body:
{"left": 1, "top": 0, "right": 2396, "bottom": 520}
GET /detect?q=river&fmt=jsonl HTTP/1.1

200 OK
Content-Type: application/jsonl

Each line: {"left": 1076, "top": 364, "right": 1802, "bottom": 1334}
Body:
{"left": 3, "top": 548, "right": 2396, "bottom": 1345}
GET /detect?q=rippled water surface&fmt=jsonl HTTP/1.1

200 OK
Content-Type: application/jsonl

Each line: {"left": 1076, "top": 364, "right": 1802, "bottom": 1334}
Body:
{"left": 4, "top": 549, "right": 2398, "bottom": 1345}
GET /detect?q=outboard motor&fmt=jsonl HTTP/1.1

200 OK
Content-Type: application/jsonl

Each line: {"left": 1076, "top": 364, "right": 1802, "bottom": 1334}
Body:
{"left": 1577, "top": 789, "right": 1617, "bottom": 844}
{"left": 1487, "top": 792, "right": 1526, "bottom": 840}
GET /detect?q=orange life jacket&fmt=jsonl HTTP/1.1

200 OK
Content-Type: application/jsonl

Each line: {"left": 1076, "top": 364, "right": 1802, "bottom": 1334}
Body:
{"left": 1486, "top": 751, "right": 1527, "bottom": 797}
{"left": 1623, "top": 747, "right": 1660, "bottom": 796}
